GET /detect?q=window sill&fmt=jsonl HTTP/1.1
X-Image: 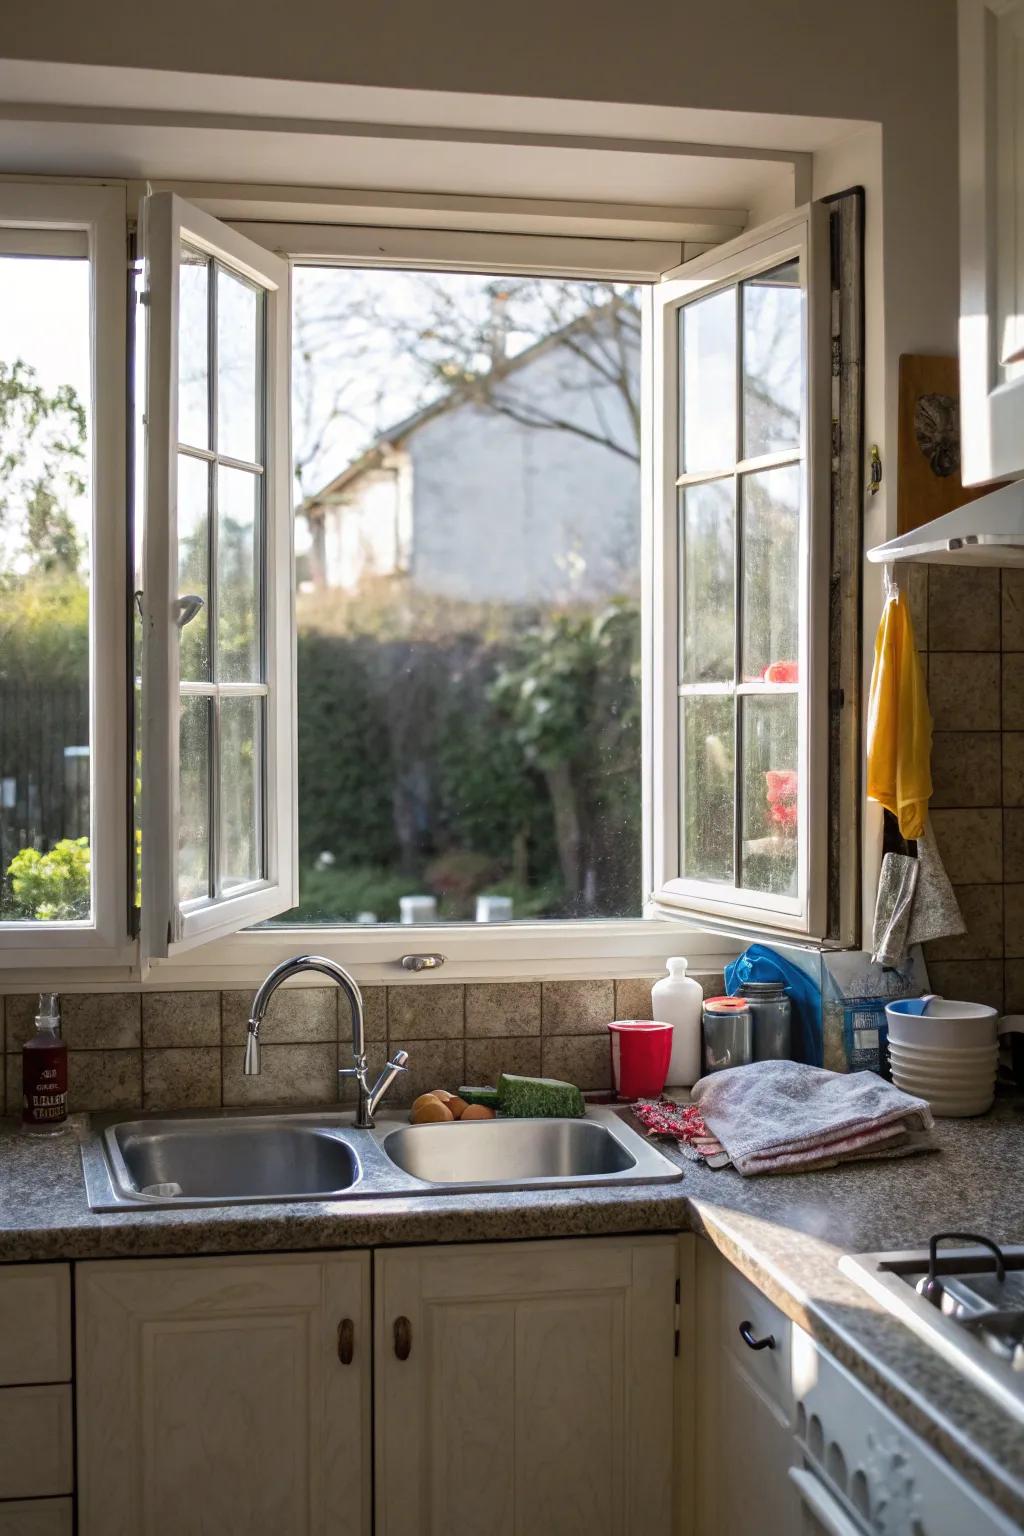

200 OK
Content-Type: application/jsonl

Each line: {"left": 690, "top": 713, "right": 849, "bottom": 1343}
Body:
{"left": 142, "top": 917, "right": 741, "bottom": 988}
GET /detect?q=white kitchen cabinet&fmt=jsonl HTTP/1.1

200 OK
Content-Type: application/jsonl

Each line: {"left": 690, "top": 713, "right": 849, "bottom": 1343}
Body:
{"left": 959, "top": 0, "right": 1024, "bottom": 482}
{"left": 76, "top": 1251, "right": 370, "bottom": 1536}
{"left": 694, "top": 1242, "right": 798, "bottom": 1536}
{"left": 374, "top": 1235, "right": 679, "bottom": 1536}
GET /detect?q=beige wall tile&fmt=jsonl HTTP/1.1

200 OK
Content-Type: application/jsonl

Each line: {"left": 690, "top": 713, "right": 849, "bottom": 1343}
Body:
{"left": 1003, "top": 568, "right": 1024, "bottom": 650}
{"left": 142, "top": 992, "right": 220, "bottom": 1047}
{"left": 1005, "top": 810, "right": 1024, "bottom": 881}
{"left": 541, "top": 1034, "right": 612, "bottom": 1092}
{"left": 930, "top": 733, "right": 1002, "bottom": 808}
{"left": 222, "top": 986, "right": 336, "bottom": 1045}
{"left": 6, "top": 994, "right": 140, "bottom": 1052}
{"left": 465, "top": 982, "right": 540, "bottom": 1038}
{"left": 926, "top": 960, "right": 1004, "bottom": 1013}
{"left": 386, "top": 1038, "right": 465, "bottom": 1108}
{"left": 906, "top": 563, "right": 929, "bottom": 650}
{"left": 1004, "top": 734, "right": 1024, "bottom": 806}
{"left": 222, "top": 1042, "right": 338, "bottom": 1106}
{"left": 1004, "top": 884, "right": 1024, "bottom": 959}
{"left": 361, "top": 986, "right": 387, "bottom": 1043}
{"left": 1005, "top": 653, "right": 1024, "bottom": 731}
{"left": 614, "top": 978, "right": 656, "bottom": 1019}
{"left": 3, "top": 1060, "right": 15, "bottom": 1116}
{"left": 143, "top": 1048, "right": 221, "bottom": 1110}
{"left": 1004, "top": 958, "right": 1024, "bottom": 1011}
{"left": 387, "top": 985, "right": 464, "bottom": 1040}
{"left": 465, "top": 1036, "right": 542, "bottom": 1085}
{"left": 922, "top": 884, "right": 1003, "bottom": 962}
{"left": 930, "top": 809, "right": 1003, "bottom": 884}
{"left": 928, "top": 654, "right": 1000, "bottom": 731}
{"left": 68, "top": 1050, "right": 142, "bottom": 1112}
{"left": 541, "top": 980, "right": 615, "bottom": 1035}
{"left": 927, "top": 565, "right": 1001, "bottom": 651}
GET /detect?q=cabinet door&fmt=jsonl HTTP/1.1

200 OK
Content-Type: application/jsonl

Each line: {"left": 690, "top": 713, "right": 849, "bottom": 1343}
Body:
{"left": 694, "top": 1242, "right": 798, "bottom": 1536}
{"left": 375, "top": 1236, "right": 678, "bottom": 1536}
{"left": 76, "top": 1251, "right": 370, "bottom": 1536}
{"left": 960, "top": 0, "right": 1024, "bottom": 481}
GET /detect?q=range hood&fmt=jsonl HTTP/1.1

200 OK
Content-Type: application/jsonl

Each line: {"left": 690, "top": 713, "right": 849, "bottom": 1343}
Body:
{"left": 867, "top": 479, "right": 1024, "bottom": 567}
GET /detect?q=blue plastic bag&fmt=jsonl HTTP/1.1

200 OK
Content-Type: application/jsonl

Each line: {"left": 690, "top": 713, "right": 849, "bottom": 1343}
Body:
{"left": 723, "top": 943, "right": 824, "bottom": 1066}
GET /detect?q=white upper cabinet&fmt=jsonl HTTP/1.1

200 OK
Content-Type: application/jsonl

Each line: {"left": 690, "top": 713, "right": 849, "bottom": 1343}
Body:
{"left": 959, "top": 0, "right": 1024, "bottom": 483}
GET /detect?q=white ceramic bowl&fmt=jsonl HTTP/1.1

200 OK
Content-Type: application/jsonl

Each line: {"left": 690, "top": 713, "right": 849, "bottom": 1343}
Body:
{"left": 889, "top": 1071, "right": 994, "bottom": 1110}
{"left": 890, "top": 1065, "right": 996, "bottom": 1091}
{"left": 885, "top": 998, "right": 998, "bottom": 1047}
{"left": 896, "top": 1091, "right": 994, "bottom": 1118}
{"left": 887, "top": 1039, "right": 999, "bottom": 1060}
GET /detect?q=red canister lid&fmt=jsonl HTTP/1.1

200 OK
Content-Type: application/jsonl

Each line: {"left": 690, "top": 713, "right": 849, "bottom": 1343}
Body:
{"left": 703, "top": 996, "right": 750, "bottom": 1013}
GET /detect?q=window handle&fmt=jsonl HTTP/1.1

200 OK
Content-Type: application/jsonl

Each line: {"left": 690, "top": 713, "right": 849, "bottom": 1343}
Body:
{"left": 173, "top": 594, "right": 205, "bottom": 629}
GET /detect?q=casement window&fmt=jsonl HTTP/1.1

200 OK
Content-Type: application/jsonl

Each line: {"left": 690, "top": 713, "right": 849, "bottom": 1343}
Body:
{"left": 0, "top": 185, "right": 841, "bottom": 979}
{"left": 0, "top": 184, "right": 130, "bottom": 969}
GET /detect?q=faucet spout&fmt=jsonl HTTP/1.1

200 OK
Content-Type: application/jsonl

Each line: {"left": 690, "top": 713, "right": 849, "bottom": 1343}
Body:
{"left": 245, "top": 954, "right": 408, "bottom": 1127}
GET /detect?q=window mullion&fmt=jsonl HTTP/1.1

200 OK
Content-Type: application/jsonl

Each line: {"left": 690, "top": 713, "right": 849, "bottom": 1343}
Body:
{"left": 208, "top": 257, "right": 221, "bottom": 903}
{"left": 732, "top": 280, "right": 744, "bottom": 890}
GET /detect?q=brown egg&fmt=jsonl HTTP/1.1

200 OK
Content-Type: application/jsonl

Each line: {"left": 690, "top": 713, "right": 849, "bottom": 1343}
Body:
{"left": 460, "top": 1104, "right": 497, "bottom": 1120}
{"left": 411, "top": 1097, "right": 455, "bottom": 1125}
{"left": 411, "top": 1092, "right": 442, "bottom": 1117}
{"left": 430, "top": 1088, "right": 455, "bottom": 1104}
{"left": 446, "top": 1096, "right": 469, "bottom": 1119}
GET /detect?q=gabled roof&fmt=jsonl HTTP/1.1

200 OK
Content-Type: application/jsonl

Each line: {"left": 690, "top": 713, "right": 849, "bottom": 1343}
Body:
{"left": 300, "top": 298, "right": 630, "bottom": 513}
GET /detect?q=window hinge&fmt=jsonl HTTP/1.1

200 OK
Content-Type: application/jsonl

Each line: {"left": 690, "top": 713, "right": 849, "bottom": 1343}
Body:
{"left": 673, "top": 1276, "right": 681, "bottom": 1357}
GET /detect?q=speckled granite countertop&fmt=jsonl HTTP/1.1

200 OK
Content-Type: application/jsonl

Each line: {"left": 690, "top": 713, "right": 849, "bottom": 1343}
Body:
{"left": 1, "top": 1097, "right": 1022, "bottom": 1522}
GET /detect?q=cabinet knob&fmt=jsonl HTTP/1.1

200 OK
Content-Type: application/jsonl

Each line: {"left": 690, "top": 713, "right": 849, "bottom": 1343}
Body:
{"left": 337, "top": 1318, "right": 355, "bottom": 1365}
{"left": 738, "top": 1320, "right": 776, "bottom": 1352}
{"left": 393, "top": 1315, "right": 412, "bottom": 1361}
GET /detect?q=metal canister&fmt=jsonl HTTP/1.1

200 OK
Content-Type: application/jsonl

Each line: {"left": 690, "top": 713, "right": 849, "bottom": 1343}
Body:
{"left": 701, "top": 996, "right": 753, "bottom": 1074}
{"left": 739, "top": 980, "right": 793, "bottom": 1062}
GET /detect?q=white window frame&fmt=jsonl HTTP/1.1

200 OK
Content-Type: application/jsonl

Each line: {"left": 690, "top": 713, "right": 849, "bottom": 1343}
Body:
{"left": 140, "top": 193, "right": 297, "bottom": 959}
{"left": 648, "top": 207, "right": 831, "bottom": 939}
{"left": 0, "top": 181, "right": 131, "bottom": 970}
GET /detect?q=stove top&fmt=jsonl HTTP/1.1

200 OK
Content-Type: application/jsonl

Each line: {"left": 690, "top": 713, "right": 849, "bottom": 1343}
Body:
{"left": 840, "top": 1234, "right": 1024, "bottom": 1422}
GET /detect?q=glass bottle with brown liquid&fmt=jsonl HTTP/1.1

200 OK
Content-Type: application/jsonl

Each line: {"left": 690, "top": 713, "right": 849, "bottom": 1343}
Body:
{"left": 22, "top": 993, "right": 68, "bottom": 1133}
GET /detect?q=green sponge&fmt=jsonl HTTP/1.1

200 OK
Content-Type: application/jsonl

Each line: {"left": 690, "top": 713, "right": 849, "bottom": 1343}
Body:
{"left": 497, "top": 1073, "right": 585, "bottom": 1119}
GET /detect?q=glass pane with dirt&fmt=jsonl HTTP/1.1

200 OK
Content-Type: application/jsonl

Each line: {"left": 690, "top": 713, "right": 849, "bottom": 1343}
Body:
{"left": 740, "top": 692, "right": 799, "bottom": 896}
{"left": 680, "top": 478, "right": 735, "bottom": 684}
{"left": 741, "top": 259, "right": 802, "bottom": 459}
{"left": 680, "top": 695, "right": 734, "bottom": 885}
{"left": 740, "top": 462, "right": 800, "bottom": 684}
{"left": 0, "top": 253, "right": 92, "bottom": 923}
{"left": 272, "top": 267, "right": 644, "bottom": 924}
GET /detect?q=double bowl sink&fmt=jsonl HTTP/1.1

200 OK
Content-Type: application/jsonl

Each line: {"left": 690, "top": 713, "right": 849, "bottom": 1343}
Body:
{"left": 81, "top": 1104, "right": 682, "bottom": 1211}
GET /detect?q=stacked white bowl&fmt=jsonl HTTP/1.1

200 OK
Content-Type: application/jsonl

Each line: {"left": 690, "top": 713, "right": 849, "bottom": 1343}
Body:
{"left": 884, "top": 997, "right": 999, "bottom": 1117}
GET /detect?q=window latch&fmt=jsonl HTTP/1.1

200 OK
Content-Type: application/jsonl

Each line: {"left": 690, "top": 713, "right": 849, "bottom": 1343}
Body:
{"left": 400, "top": 953, "right": 446, "bottom": 972}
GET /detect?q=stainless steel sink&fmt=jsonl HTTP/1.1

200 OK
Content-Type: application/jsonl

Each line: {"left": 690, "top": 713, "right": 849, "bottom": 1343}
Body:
{"left": 81, "top": 1104, "right": 682, "bottom": 1210}
{"left": 101, "top": 1116, "right": 362, "bottom": 1205}
{"left": 383, "top": 1116, "right": 650, "bottom": 1189}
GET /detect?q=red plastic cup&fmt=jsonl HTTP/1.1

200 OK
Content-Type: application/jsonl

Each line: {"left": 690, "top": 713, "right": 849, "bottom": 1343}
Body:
{"left": 607, "top": 1020, "right": 674, "bottom": 1100}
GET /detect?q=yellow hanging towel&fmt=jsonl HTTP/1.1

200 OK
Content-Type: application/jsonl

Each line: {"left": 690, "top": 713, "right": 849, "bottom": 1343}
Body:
{"left": 866, "top": 586, "right": 933, "bottom": 840}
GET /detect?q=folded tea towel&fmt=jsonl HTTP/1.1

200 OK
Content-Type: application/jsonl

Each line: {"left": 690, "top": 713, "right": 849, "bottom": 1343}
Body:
{"left": 906, "top": 821, "right": 966, "bottom": 948}
{"left": 871, "top": 851, "right": 919, "bottom": 966}
{"left": 690, "top": 1061, "right": 936, "bottom": 1176}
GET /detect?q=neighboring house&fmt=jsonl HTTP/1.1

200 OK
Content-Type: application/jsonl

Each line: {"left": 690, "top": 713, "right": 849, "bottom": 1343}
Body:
{"left": 301, "top": 305, "right": 641, "bottom": 606}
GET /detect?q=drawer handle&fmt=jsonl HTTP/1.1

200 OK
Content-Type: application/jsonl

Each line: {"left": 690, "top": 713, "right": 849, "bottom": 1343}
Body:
{"left": 393, "top": 1315, "right": 412, "bottom": 1361}
{"left": 739, "top": 1319, "right": 776, "bottom": 1351}
{"left": 337, "top": 1317, "right": 355, "bottom": 1365}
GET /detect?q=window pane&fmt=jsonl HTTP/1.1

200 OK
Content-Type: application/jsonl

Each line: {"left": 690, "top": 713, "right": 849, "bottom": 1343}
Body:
{"left": 275, "top": 266, "right": 643, "bottom": 924}
{"left": 681, "top": 695, "right": 734, "bottom": 884}
{"left": 220, "top": 695, "right": 262, "bottom": 890}
{"left": 740, "top": 693, "right": 798, "bottom": 897}
{"left": 679, "top": 287, "right": 736, "bottom": 475}
{"left": 217, "top": 268, "right": 260, "bottom": 465}
{"left": 178, "top": 694, "right": 210, "bottom": 902}
{"left": 178, "top": 246, "right": 209, "bottom": 452}
{"left": 740, "top": 463, "right": 800, "bottom": 683}
{"left": 742, "top": 259, "right": 802, "bottom": 458}
{"left": 216, "top": 465, "right": 260, "bottom": 683}
{"left": 0, "top": 254, "right": 92, "bottom": 924}
{"left": 680, "top": 479, "right": 734, "bottom": 683}
{"left": 177, "top": 454, "right": 210, "bottom": 682}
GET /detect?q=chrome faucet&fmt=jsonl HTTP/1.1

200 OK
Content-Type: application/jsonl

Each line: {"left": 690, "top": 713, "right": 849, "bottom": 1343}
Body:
{"left": 244, "top": 955, "right": 409, "bottom": 1128}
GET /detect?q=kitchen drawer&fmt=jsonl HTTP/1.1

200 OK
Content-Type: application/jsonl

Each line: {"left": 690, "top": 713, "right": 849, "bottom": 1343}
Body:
{"left": 0, "top": 1266, "right": 71, "bottom": 1385}
{"left": 0, "top": 1500, "right": 72, "bottom": 1536}
{"left": 719, "top": 1257, "right": 792, "bottom": 1415}
{"left": 0, "top": 1387, "right": 73, "bottom": 1499}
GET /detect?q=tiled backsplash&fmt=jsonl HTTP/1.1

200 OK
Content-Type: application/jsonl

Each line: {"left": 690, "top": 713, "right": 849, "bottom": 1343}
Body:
{"left": 910, "top": 562, "right": 1024, "bottom": 1011}
{"left": 0, "top": 976, "right": 725, "bottom": 1115}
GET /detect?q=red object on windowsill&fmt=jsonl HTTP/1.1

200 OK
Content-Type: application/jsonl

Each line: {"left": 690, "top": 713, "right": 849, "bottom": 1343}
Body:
{"left": 763, "top": 660, "right": 798, "bottom": 683}
{"left": 765, "top": 769, "right": 798, "bottom": 831}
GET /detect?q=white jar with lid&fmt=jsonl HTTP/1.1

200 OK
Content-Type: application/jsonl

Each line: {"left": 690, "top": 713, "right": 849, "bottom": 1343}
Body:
{"left": 651, "top": 957, "right": 704, "bottom": 1087}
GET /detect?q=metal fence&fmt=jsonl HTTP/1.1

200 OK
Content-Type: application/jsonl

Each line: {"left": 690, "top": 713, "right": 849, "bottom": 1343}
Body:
{"left": 0, "top": 682, "right": 90, "bottom": 880}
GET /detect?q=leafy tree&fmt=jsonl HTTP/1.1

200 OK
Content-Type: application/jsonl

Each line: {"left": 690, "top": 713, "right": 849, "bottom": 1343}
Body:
{"left": 5, "top": 837, "right": 90, "bottom": 920}
{"left": 0, "top": 359, "right": 86, "bottom": 576}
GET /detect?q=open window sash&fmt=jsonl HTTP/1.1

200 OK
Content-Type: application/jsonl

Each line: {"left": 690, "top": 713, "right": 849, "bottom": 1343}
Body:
{"left": 647, "top": 205, "right": 830, "bottom": 939}
{"left": 141, "top": 193, "right": 296, "bottom": 958}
